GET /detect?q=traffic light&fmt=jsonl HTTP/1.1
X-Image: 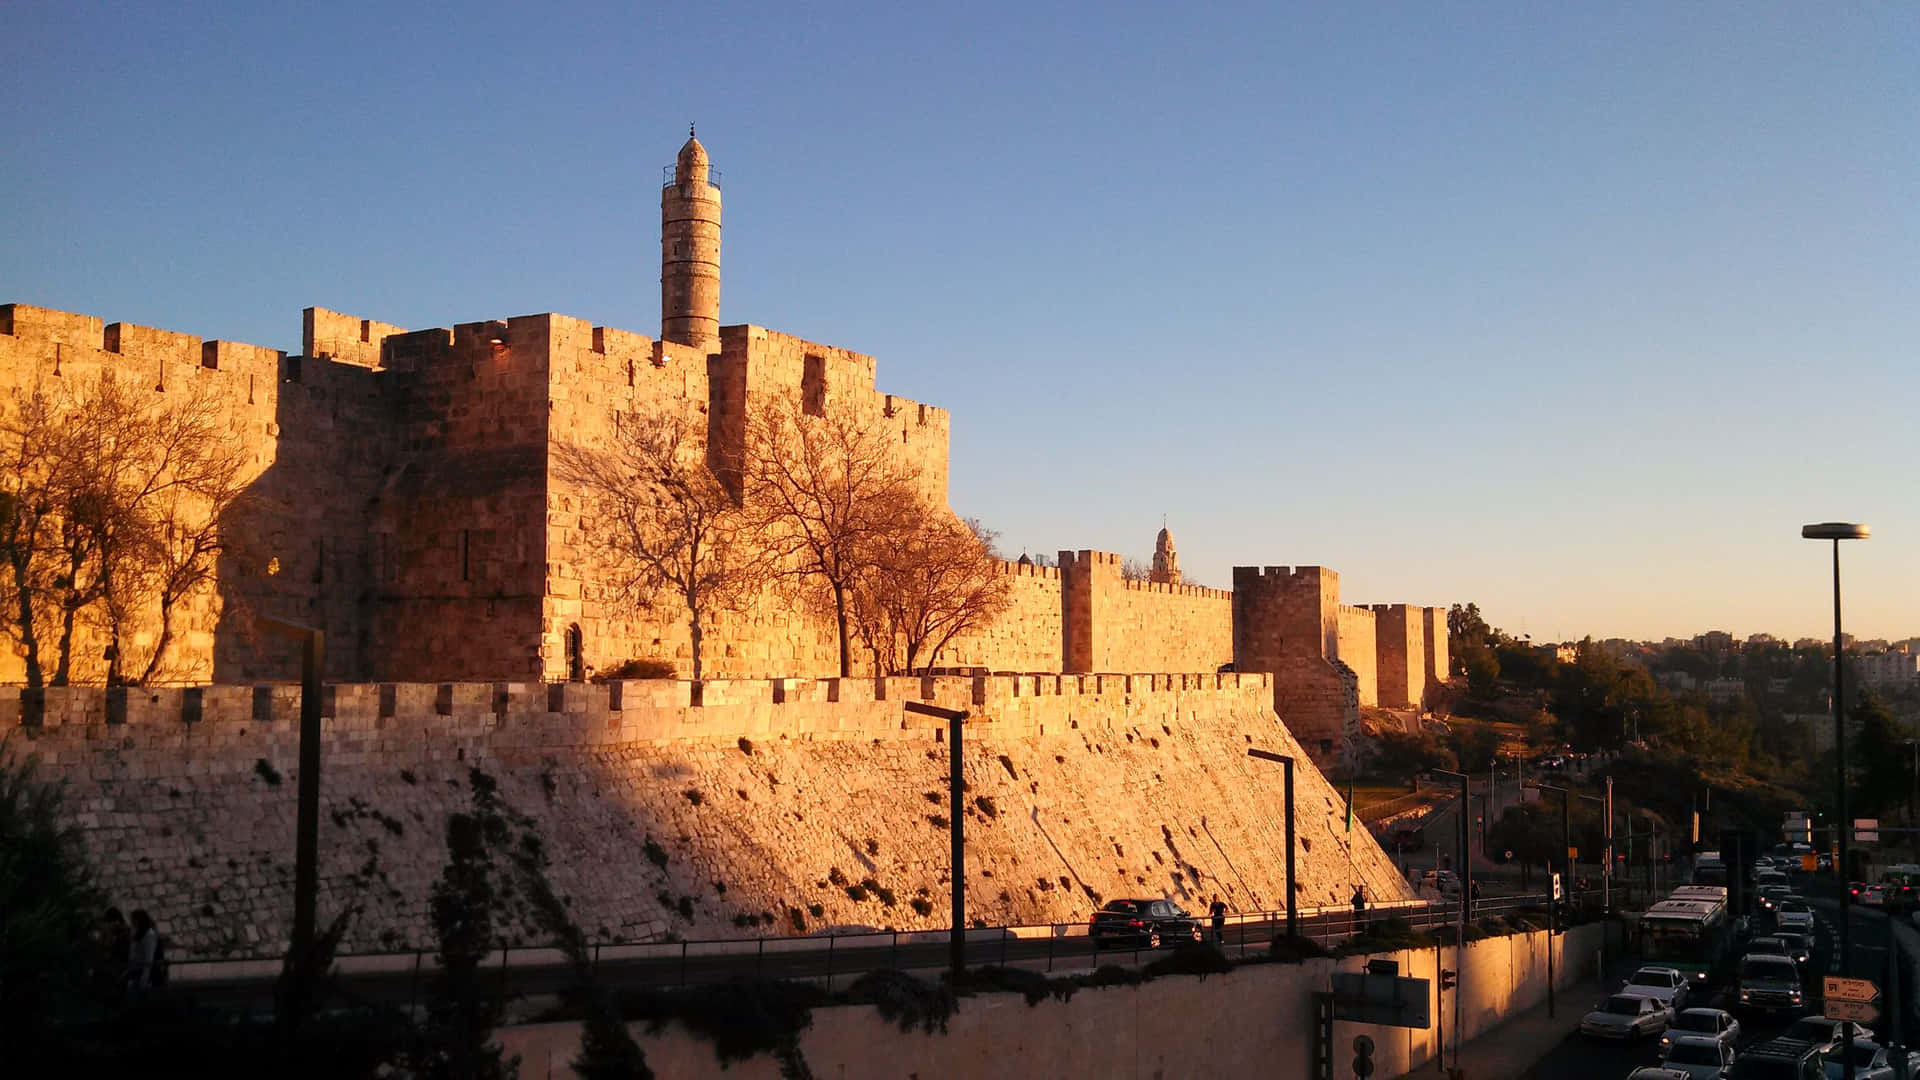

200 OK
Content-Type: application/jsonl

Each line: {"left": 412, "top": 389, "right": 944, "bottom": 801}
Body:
{"left": 1440, "top": 969, "right": 1457, "bottom": 991}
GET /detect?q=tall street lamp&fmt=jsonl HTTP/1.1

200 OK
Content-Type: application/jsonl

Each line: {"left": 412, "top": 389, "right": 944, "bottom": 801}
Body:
{"left": 1802, "top": 521, "right": 1869, "bottom": 976}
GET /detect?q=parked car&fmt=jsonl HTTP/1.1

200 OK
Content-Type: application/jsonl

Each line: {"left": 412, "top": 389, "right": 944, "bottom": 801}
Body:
{"left": 1782, "top": 1016, "right": 1871, "bottom": 1053}
{"left": 1736, "top": 954, "right": 1805, "bottom": 1014}
{"left": 1727, "top": 1037, "right": 1825, "bottom": 1080}
{"left": 1088, "top": 898, "right": 1202, "bottom": 949}
{"left": 1660, "top": 1008, "right": 1741, "bottom": 1055}
{"left": 1623, "top": 965, "right": 1692, "bottom": 1011}
{"left": 1580, "top": 993, "right": 1671, "bottom": 1041}
{"left": 1663, "top": 1035, "right": 1739, "bottom": 1079}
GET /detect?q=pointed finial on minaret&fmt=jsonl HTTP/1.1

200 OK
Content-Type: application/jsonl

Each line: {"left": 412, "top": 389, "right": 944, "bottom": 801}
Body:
{"left": 689, "top": 122, "right": 696, "bottom": 138}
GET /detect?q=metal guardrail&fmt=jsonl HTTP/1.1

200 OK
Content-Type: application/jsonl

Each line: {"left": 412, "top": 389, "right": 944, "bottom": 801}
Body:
{"left": 173, "top": 891, "right": 1557, "bottom": 1004}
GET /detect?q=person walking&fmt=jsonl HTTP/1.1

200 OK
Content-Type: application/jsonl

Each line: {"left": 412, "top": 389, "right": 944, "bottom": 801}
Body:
{"left": 1351, "top": 884, "right": 1368, "bottom": 931}
{"left": 1209, "top": 896, "right": 1227, "bottom": 946}
{"left": 99, "top": 907, "right": 131, "bottom": 999}
{"left": 127, "top": 909, "right": 160, "bottom": 994}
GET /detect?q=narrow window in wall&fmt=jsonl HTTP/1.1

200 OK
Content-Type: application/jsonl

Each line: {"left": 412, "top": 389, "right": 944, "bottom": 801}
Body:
{"left": 802, "top": 354, "right": 826, "bottom": 417}
{"left": 459, "top": 529, "right": 472, "bottom": 581}
{"left": 566, "top": 624, "right": 585, "bottom": 682}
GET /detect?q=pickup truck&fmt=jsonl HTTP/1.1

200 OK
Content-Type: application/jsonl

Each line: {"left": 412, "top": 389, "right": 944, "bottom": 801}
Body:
{"left": 1089, "top": 898, "right": 1202, "bottom": 949}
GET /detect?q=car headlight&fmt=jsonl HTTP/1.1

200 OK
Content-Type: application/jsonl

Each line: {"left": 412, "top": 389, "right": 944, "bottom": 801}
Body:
{"left": 1740, "top": 991, "right": 1753, "bottom": 1002}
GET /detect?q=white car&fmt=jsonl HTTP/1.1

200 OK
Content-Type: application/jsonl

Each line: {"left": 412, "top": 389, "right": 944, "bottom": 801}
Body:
{"left": 1775, "top": 899, "right": 1815, "bottom": 934}
{"left": 1580, "top": 993, "right": 1671, "bottom": 1041}
{"left": 1822, "top": 1039, "right": 1919, "bottom": 1080}
{"left": 1663, "top": 1035, "right": 1738, "bottom": 1079}
{"left": 1660, "top": 1008, "right": 1741, "bottom": 1055}
{"left": 1622, "top": 965, "right": 1690, "bottom": 1011}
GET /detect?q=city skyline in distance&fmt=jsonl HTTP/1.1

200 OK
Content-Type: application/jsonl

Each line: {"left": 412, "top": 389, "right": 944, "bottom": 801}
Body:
{"left": 1, "top": 3, "right": 1911, "bottom": 646}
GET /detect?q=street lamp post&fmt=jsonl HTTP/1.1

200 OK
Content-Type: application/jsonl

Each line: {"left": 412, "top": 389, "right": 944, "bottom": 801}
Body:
{"left": 1804, "top": 520, "right": 1870, "bottom": 1080}
{"left": 1434, "top": 768, "right": 1472, "bottom": 1070}
{"left": 1803, "top": 523, "right": 1869, "bottom": 970}
{"left": 1247, "top": 748, "right": 1298, "bottom": 941}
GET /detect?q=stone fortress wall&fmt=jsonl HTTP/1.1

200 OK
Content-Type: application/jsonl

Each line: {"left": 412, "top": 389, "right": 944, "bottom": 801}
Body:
{"left": 0, "top": 673, "right": 1414, "bottom": 960}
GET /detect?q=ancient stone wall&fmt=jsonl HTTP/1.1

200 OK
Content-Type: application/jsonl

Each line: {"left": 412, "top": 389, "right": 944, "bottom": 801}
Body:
{"left": 0, "top": 303, "right": 393, "bottom": 686}
{"left": 1105, "top": 578, "right": 1233, "bottom": 673}
{"left": 0, "top": 674, "right": 1411, "bottom": 960}
{"left": 1423, "top": 606, "right": 1450, "bottom": 696}
{"left": 942, "top": 560, "right": 1065, "bottom": 672}
{"left": 1336, "top": 605, "right": 1378, "bottom": 708}
{"left": 1367, "top": 604, "right": 1426, "bottom": 709}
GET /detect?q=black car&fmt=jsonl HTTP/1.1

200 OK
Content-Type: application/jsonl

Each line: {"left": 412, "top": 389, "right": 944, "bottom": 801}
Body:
{"left": 1089, "top": 898, "right": 1203, "bottom": 949}
{"left": 1726, "top": 1037, "right": 1823, "bottom": 1079}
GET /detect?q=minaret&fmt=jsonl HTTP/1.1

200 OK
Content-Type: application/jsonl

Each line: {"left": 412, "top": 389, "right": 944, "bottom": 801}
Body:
{"left": 661, "top": 126, "right": 722, "bottom": 350}
{"left": 1151, "top": 525, "right": 1181, "bottom": 585}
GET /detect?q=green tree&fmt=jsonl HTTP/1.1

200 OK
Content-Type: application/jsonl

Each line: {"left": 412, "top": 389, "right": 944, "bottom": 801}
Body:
{"left": 0, "top": 759, "right": 106, "bottom": 1053}
{"left": 1850, "top": 694, "right": 1912, "bottom": 820}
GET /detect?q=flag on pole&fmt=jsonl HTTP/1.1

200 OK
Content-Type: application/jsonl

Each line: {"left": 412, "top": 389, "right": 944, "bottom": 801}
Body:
{"left": 1345, "top": 775, "right": 1354, "bottom": 832}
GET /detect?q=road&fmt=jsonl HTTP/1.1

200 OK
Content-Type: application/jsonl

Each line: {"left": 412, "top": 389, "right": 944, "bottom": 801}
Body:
{"left": 173, "top": 895, "right": 1548, "bottom": 1018}
{"left": 1521, "top": 883, "right": 1919, "bottom": 1079}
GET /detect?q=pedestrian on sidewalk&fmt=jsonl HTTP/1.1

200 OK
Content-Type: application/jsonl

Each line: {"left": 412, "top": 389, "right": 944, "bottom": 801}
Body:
{"left": 1352, "top": 884, "right": 1368, "bottom": 931}
{"left": 1209, "top": 896, "right": 1227, "bottom": 946}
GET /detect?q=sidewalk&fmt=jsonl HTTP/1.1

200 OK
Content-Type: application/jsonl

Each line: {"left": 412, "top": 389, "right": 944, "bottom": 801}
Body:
{"left": 1392, "top": 975, "right": 1608, "bottom": 1080}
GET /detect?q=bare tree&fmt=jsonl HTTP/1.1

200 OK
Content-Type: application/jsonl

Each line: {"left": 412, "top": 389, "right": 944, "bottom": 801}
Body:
{"left": 0, "top": 377, "right": 248, "bottom": 686}
{"left": 853, "top": 515, "right": 1011, "bottom": 675}
{"left": 1119, "top": 556, "right": 1152, "bottom": 582}
{"left": 743, "top": 403, "right": 920, "bottom": 677}
{"left": 555, "top": 410, "right": 763, "bottom": 680}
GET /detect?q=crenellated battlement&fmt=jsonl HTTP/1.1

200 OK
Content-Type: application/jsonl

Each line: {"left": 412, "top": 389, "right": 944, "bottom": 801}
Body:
{"left": 994, "top": 558, "right": 1062, "bottom": 581}
{"left": 0, "top": 672, "right": 1271, "bottom": 748}
{"left": 1119, "top": 577, "right": 1231, "bottom": 600}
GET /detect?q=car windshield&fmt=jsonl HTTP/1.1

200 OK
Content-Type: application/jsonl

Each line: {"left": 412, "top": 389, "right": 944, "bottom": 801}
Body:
{"left": 1603, "top": 996, "right": 1644, "bottom": 1015}
{"left": 1675, "top": 1013, "right": 1717, "bottom": 1032}
{"left": 1669, "top": 1043, "right": 1720, "bottom": 1065}
{"left": 1102, "top": 900, "right": 1143, "bottom": 913}
{"left": 1741, "top": 958, "right": 1795, "bottom": 979}
{"left": 1778, "top": 934, "right": 1808, "bottom": 949}
{"left": 1778, "top": 901, "right": 1809, "bottom": 913}
{"left": 1728, "top": 1059, "right": 1805, "bottom": 1080}
{"left": 1633, "top": 969, "right": 1675, "bottom": 986}
{"left": 1750, "top": 938, "right": 1787, "bottom": 952}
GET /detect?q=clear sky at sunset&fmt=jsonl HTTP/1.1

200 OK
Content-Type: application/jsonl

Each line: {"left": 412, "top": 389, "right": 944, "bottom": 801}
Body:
{"left": 2, "top": 2, "right": 1912, "bottom": 643}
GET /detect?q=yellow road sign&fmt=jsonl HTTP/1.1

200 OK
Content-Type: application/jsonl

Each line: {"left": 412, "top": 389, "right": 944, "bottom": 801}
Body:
{"left": 1824, "top": 976, "right": 1879, "bottom": 1004}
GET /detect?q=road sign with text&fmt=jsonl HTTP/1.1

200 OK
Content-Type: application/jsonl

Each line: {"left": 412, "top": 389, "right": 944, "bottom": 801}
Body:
{"left": 1825, "top": 1000, "right": 1880, "bottom": 1023}
{"left": 1855, "top": 818, "right": 1880, "bottom": 844}
{"left": 1824, "top": 976, "right": 1879, "bottom": 1004}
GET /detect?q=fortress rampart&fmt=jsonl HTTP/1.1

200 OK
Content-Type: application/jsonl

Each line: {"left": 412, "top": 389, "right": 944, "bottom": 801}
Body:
{"left": 0, "top": 672, "right": 1417, "bottom": 960}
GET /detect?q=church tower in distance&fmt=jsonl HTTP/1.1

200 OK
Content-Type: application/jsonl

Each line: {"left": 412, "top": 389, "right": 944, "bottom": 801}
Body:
{"left": 1151, "top": 525, "right": 1181, "bottom": 585}
{"left": 661, "top": 126, "right": 722, "bottom": 350}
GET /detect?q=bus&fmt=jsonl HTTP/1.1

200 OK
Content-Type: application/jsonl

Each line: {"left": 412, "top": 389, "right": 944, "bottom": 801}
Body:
{"left": 1638, "top": 892, "right": 1733, "bottom": 989}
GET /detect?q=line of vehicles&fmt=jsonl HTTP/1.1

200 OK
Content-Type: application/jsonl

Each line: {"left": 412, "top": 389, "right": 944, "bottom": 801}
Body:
{"left": 1587, "top": 854, "right": 1917, "bottom": 1079}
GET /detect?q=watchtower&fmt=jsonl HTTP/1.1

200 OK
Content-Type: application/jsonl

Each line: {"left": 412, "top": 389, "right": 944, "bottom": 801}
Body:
{"left": 661, "top": 127, "right": 722, "bottom": 350}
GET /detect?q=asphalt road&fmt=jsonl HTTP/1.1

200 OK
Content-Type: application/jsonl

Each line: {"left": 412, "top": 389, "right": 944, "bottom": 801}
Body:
{"left": 1523, "top": 883, "right": 1916, "bottom": 1079}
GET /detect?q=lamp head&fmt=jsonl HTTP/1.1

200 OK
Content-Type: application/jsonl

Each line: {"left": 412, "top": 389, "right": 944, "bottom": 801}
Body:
{"left": 1802, "top": 522, "right": 1870, "bottom": 541}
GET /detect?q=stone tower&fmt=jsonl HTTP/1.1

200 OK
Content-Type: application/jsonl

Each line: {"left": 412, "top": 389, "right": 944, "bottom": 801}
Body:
{"left": 1150, "top": 525, "right": 1181, "bottom": 585}
{"left": 661, "top": 127, "right": 722, "bottom": 350}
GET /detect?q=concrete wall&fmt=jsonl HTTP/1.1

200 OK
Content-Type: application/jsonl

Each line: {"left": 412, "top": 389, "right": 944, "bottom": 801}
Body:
{"left": 495, "top": 922, "right": 1606, "bottom": 1079}
{"left": 0, "top": 673, "right": 1413, "bottom": 960}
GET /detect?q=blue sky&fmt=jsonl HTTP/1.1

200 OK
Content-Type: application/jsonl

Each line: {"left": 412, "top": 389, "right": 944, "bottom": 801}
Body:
{"left": 3, "top": 2, "right": 1913, "bottom": 642}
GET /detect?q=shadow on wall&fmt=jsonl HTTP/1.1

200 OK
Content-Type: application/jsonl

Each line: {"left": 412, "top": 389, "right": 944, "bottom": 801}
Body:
{"left": 210, "top": 325, "right": 554, "bottom": 683}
